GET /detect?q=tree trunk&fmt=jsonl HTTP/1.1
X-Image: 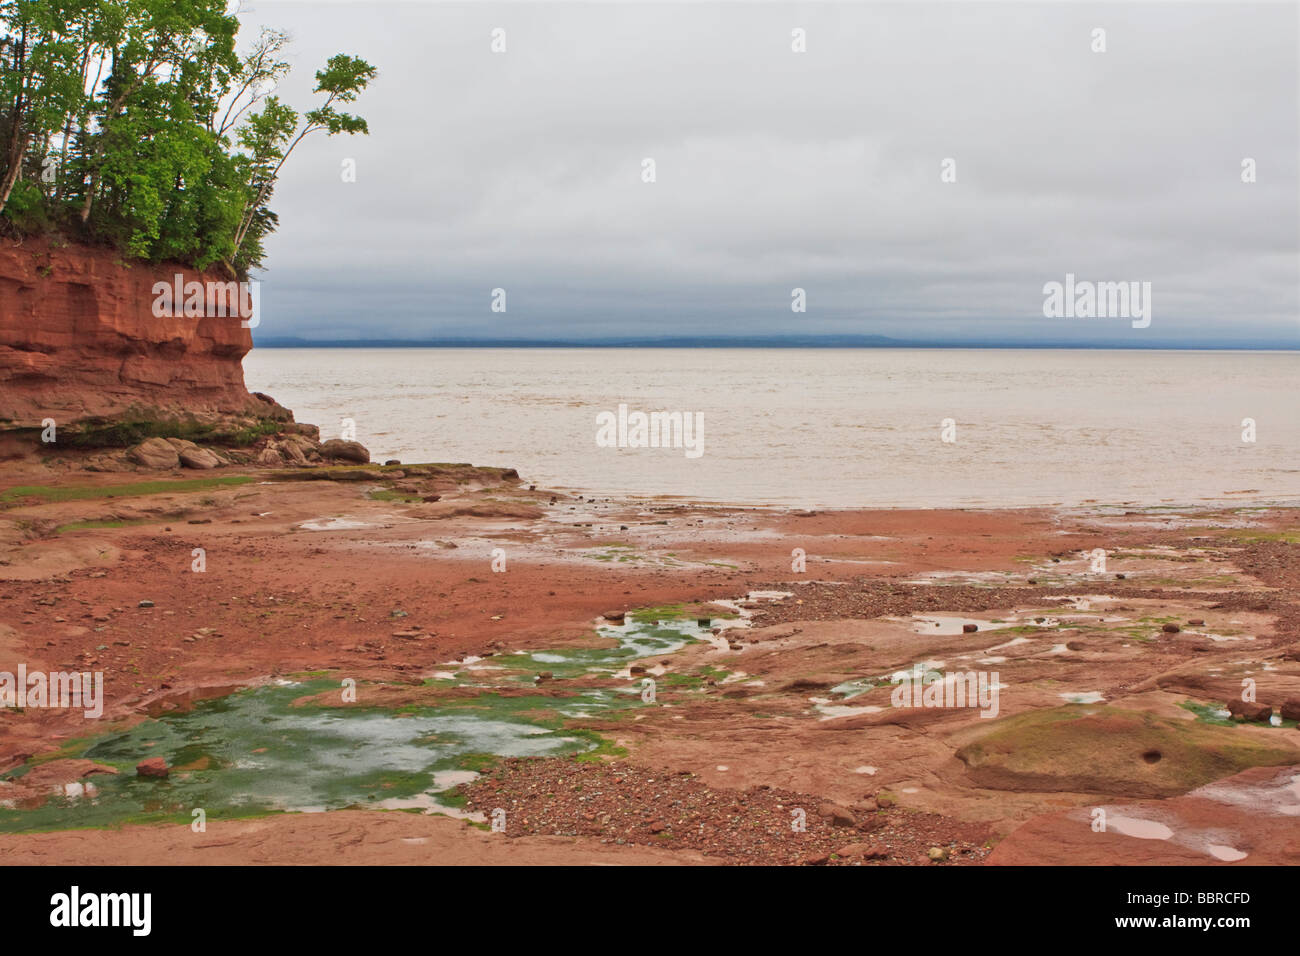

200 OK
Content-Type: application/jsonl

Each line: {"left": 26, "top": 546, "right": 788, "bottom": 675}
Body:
{"left": 0, "top": 28, "right": 29, "bottom": 217}
{"left": 0, "top": 132, "right": 31, "bottom": 215}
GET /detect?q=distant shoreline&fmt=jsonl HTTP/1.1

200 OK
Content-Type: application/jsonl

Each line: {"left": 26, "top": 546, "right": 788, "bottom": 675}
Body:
{"left": 252, "top": 338, "right": 1300, "bottom": 352}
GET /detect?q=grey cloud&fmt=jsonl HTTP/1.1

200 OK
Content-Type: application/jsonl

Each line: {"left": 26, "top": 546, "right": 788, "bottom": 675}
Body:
{"left": 245, "top": 2, "right": 1298, "bottom": 345}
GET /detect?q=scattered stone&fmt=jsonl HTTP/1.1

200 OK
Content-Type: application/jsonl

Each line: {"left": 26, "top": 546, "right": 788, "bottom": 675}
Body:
{"left": 927, "top": 846, "right": 950, "bottom": 862}
{"left": 256, "top": 447, "right": 284, "bottom": 467}
{"left": 836, "top": 842, "right": 876, "bottom": 860}
{"left": 138, "top": 600, "right": 154, "bottom": 608}
{"left": 320, "top": 439, "right": 370, "bottom": 463}
{"left": 136, "top": 757, "right": 169, "bottom": 779}
{"left": 274, "top": 440, "right": 308, "bottom": 466}
{"left": 1227, "top": 699, "right": 1273, "bottom": 723}
{"left": 962, "top": 623, "right": 979, "bottom": 633}
{"left": 126, "top": 437, "right": 180, "bottom": 470}
{"left": 1278, "top": 698, "right": 1300, "bottom": 722}
{"left": 818, "top": 802, "right": 857, "bottom": 827}
{"left": 1162, "top": 623, "right": 1181, "bottom": 634}
{"left": 178, "top": 446, "right": 222, "bottom": 469}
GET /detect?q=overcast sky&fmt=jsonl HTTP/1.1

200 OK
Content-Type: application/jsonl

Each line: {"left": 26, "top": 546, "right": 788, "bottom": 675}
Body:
{"left": 240, "top": 1, "right": 1298, "bottom": 346}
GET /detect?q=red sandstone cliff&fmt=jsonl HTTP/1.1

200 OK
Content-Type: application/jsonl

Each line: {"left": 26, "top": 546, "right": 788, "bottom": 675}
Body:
{"left": 0, "top": 238, "right": 282, "bottom": 432}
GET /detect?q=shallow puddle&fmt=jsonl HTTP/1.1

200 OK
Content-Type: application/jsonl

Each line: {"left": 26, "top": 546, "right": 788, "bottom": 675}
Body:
{"left": 298, "top": 516, "right": 383, "bottom": 531}
{"left": 1060, "top": 692, "right": 1105, "bottom": 704}
{"left": 1107, "top": 814, "right": 1174, "bottom": 841}
{"left": 906, "top": 615, "right": 1012, "bottom": 636}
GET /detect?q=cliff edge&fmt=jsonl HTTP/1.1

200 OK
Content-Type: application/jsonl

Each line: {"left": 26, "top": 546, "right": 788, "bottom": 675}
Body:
{"left": 0, "top": 238, "right": 282, "bottom": 425}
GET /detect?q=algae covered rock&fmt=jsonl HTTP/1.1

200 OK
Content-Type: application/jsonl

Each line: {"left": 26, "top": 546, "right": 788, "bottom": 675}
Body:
{"left": 954, "top": 706, "right": 1297, "bottom": 798}
{"left": 1227, "top": 699, "right": 1273, "bottom": 723}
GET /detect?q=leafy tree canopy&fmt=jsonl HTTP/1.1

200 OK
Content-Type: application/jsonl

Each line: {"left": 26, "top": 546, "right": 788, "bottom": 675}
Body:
{"left": 0, "top": 0, "right": 374, "bottom": 277}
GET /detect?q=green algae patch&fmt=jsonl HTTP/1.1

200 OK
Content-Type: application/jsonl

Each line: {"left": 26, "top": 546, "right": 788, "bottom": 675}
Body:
{"left": 1226, "top": 529, "right": 1300, "bottom": 544}
{"left": 1180, "top": 699, "right": 1299, "bottom": 730}
{"left": 569, "top": 730, "right": 629, "bottom": 763}
{"left": 367, "top": 488, "right": 423, "bottom": 503}
{"left": 630, "top": 603, "right": 687, "bottom": 621}
{"left": 0, "top": 613, "right": 715, "bottom": 833}
{"left": 1, "top": 475, "right": 255, "bottom": 507}
{"left": 501, "top": 617, "right": 710, "bottom": 681}
{"left": 630, "top": 603, "right": 737, "bottom": 623}
{"left": 40, "top": 416, "right": 284, "bottom": 451}
{"left": 0, "top": 679, "right": 598, "bottom": 833}
{"left": 955, "top": 706, "right": 1298, "bottom": 798}
{"left": 660, "top": 672, "right": 705, "bottom": 689}
{"left": 1179, "top": 700, "right": 1235, "bottom": 726}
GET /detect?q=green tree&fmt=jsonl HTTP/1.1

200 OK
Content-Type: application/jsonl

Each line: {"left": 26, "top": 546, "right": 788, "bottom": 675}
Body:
{"left": 0, "top": 0, "right": 373, "bottom": 276}
{"left": 230, "top": 53, "right": 376, "bottom": 265}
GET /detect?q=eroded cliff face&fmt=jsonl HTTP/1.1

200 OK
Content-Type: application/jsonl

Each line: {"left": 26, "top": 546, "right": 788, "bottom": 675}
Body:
{"left": 0, "top": 238, "right": 282, "bottom": 435}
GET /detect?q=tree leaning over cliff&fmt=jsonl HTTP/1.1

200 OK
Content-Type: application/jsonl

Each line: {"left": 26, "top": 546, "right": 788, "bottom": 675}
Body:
{"left": 0, "top": 0, "right": 374, "bottom": 277}
{"left": 231, "top": 53, "right": 375, "bottom": 262}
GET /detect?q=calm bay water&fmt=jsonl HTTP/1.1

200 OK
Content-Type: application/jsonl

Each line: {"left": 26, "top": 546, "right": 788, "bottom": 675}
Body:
{"left": 243, "top": 349, "right": 1300, "bottom": 509}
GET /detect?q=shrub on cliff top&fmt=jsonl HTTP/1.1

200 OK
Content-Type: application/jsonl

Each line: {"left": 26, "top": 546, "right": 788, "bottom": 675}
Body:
{"left": 0, "top": 0, "right": 374, "bottom": 277}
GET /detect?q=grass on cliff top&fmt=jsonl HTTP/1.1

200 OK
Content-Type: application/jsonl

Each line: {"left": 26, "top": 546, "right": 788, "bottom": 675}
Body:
{"left": 0, "top": 475, "right": 255, "bottom": 506}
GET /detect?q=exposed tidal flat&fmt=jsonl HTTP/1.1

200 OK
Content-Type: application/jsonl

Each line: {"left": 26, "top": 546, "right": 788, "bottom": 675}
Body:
{"left": 3, "top": 447, "right": 1300, "bottom": 863}
{"left": 246, "top": 348, "right": 1300, "bottom": 509}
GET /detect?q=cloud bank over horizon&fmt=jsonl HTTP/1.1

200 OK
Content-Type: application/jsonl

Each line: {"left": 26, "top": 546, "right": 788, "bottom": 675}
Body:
{"left": 245, "top": 1, "right": 1298, "bottom": 347}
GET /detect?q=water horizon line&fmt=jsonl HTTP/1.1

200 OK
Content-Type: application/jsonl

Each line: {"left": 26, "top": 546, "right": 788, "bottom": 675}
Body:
{"left": 252, "top": 335, "right": 1300, "bottom": 351}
